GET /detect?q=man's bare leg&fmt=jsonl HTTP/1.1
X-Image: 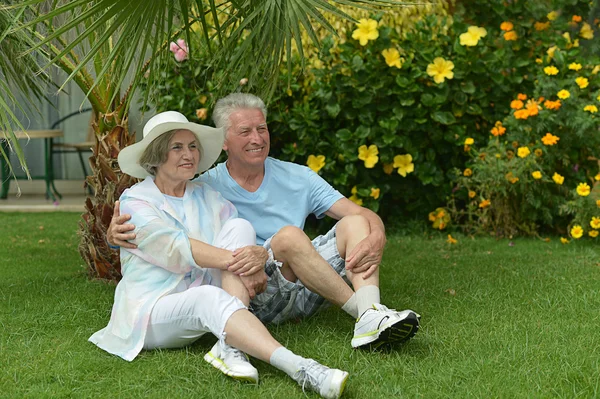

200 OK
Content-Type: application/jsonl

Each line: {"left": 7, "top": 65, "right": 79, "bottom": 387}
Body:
{"left": 269, "top": 225, "right": 355, "bottom": 308}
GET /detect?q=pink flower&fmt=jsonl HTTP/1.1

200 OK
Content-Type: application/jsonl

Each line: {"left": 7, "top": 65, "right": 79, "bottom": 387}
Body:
{"left": 169, "top": 39, "right": 188, "bottom": 62}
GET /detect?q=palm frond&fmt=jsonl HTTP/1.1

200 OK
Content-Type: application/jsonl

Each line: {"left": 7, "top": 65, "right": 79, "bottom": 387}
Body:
{"left": 0, "top": 6, "right": 53, "bottom": 180}
{"left": 9, "top": 0, "right": 408, "bottom": 106}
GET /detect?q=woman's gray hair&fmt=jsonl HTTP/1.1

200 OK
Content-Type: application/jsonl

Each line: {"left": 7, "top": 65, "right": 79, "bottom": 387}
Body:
{"left": 212, "top": 93, "right": 267, "bottom": 133}
{"left": 138, "top": 130, "right": 177, "bottom": 176}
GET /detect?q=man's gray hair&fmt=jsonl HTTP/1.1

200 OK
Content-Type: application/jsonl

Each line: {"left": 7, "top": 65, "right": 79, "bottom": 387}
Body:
{"left": 212, "top": 93, "right": 267, "bottom": 132}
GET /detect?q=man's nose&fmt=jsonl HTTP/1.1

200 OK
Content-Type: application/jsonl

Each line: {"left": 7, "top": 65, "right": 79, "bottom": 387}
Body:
{"left": 249, "top": 128, "right": 264, "bottom": 142}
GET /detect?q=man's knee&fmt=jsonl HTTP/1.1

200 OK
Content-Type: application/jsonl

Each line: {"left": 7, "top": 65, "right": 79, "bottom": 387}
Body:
{"left": 270, "top": 225, "right": 310, "bottom": 255}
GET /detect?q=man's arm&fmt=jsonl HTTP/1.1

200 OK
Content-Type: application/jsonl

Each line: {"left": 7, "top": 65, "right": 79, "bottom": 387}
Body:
{"left": 107, "top": 201, "right": 137, "bottom": 249}
{"left": 325, "top": 197, "right": 386, "bottom": 278}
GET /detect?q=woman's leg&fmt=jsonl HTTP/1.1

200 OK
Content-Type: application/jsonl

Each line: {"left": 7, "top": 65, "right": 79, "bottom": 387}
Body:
{"left": 213, "top": 218, "right": 255, "bottom": 306}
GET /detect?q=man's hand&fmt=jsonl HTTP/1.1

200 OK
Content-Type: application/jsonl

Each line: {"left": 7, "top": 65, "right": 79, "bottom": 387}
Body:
{"left": 345, "top": 230, "right": 386, "bottom": 279}
{"left": 228, "top": 246, "right": 268, "bottom": 276}
{"left": 107, "top": 200, "right": 137, "bottom": 249}
{"left": 240, "top": 270, "right": 268, "bottom": 299}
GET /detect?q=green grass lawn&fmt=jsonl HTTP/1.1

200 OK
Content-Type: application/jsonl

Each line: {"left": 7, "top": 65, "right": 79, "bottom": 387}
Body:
{"left": 1, "top": 212, "right": 599, "bottom": 398}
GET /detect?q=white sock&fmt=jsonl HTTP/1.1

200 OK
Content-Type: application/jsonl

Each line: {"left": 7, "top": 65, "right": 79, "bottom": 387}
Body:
{"left": 269, "top": 347, "right": 305, "bottom": 378}
{"left": 341, "top": 293, "right": 359, "bottom": 319}
{"left": 356, "top": 285, "right": 380, "bottom": 316}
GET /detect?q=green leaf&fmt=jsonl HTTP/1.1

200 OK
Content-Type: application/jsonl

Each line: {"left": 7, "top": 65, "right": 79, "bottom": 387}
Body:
{"left": 401, "top": 98, "right": 415, "bottom": 106}
{"left": 351, "top": 55, "right": 364, "bottom": 71}
{"left": 466, "top": 103, "right": 483, "bottom": 115}
{"left": 336, "top": 128, "right": 352, "bottom": 141}
{"left": 356, "top": 125, "right": 370, "bottom": 139}
{"left": 326, "top": 103, "right": 341, "bottom": 117}
{"left": 395, "top": 75, "right": 411, "bottom": 88}
{"left": 431, "top": 111, "right": 456, "bottom": 125}
{"left": 461, "top": 81, "right": 476, "bottom": 94}
{"left": 454, "top": 91, "right": 468, "bottom": 105}
{"left": 421, "top": 93, "right": 435, "bottom": 107}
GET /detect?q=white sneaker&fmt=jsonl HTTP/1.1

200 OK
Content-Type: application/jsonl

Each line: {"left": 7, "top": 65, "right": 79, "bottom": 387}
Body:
{"left": 351, "top": 303, "right": 419, "bottom": 349}
{"left": 293, "top": 359, "right": 349, "bottom": 399}
{"left": 204, "top": 341, "right": 259, "bottom": 383}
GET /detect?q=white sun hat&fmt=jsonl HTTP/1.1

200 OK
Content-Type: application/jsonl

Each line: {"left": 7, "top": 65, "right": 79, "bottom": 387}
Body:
{"left": 118, "top": 111, "right": 224, "bottom": 178}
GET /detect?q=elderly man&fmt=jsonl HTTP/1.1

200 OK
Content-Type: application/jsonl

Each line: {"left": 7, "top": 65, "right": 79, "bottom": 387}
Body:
{"left": 109, "top": 93, "right": 419, "bottom": 350}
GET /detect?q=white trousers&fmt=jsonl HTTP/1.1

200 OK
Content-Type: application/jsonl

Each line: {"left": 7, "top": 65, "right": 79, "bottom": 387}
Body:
{"left": 143, "top": 218, "right": 255, "bottom": 350}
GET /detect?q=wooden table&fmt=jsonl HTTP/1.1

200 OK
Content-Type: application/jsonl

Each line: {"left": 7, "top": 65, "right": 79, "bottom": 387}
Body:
{"left": 0, "top": 129, "right": 64, "bottom": 201}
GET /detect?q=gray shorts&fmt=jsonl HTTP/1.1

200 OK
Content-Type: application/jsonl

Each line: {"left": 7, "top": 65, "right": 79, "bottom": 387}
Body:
{"left": 249, "top": 224, "right": 347, "bottom": 324}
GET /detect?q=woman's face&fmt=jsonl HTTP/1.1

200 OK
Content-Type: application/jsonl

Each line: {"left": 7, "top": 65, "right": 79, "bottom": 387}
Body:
{"left": 155, "top": 130, "right": 200, "bottom": 183}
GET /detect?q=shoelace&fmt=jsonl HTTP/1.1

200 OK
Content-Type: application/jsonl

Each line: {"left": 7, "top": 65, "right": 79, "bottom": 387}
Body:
{"left": 219, "top": 337, "right": 248, "bottom": 362}
{"left": 293, "top": 360, "right": 326, "bottom": 393}
{"left": 223, "top": 345, "right": 247, "bottom": 362}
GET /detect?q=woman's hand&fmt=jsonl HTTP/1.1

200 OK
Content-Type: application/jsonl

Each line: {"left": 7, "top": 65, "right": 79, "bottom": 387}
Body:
{"left": 227, "top": 246, "right": 268, "bottom": 276}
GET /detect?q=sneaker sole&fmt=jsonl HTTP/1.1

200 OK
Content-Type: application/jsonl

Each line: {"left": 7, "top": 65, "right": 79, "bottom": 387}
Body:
{"left": 203, "top": 351, "right": 259, "bottom": 384}
{"left": 351, "top": 312, "right": 420, "bottom": 350}
{"left": 322, "top": 370, "right": 349, "bottom": 399}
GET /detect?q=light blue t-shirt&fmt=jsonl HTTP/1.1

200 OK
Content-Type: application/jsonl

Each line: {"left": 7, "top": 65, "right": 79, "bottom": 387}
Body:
{"left": 196, "top": 157, "right": 343, "bottom": 245}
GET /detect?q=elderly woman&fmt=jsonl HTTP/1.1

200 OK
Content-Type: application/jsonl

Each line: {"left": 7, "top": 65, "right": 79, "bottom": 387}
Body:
{"left": 89, "top": 111, "right": 348, "bottom": 399}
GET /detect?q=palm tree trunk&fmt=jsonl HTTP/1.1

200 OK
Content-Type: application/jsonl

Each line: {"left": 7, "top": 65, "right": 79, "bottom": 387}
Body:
{"left": 78, "top": 112, "right": 137, "bottom": 280}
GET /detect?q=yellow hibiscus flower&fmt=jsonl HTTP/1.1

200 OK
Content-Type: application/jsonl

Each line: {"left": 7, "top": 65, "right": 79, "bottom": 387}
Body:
{"left": 393, "top": 154, "right": 414, "bottom": 177}
{"left": 568, "top": 63, "right": 582, "bottom": 71}
{"left": 381, "top": 48, "right": 404, "bottom": 69}
{"left": 349, "top": 186, "right": 363, "bottom": 206}
{"left": 547, "top": 11, "right": 558, "bottom": 21}
{"left": 544, "top": 66, "right": 559, "bottom": 75}
{"left": 580, "top": 22, "right": 594, "bottom": 39}
{"left": 590, "top": 217, "right": 600, "bottom": 229}
{"left": 352, "top": 19, "right": 379, "bottom": 46}
{"left": 590, "top": 230, "right": 599, "bottom": 238}
{"left": 464, "top": 137, "right": 474, "bottom": 145}
{"left": 584, "top": 105, "right": 598, "bottom": 113}
{"left": 576, "top": 182, "right": 591, "bottom": 196}
{"left": 557, "top": 90, "right": 570, "bottom": 99}
{"left": 358, "top": 144, "right": 379, "bottom": 168}
{"left": 459, "top": 26, "right": 487, "bottom": 46}
{"left": 532, "top": 171, "right": 542, "bottom": 180}
{"left": 306, "top": 155, "right": 326, "bottom": 173}
{"left": 370, "top": 187, "right": 380, "bottom": 200}
{"left": 426, "top": 57, "right": 455, "bottom": 84}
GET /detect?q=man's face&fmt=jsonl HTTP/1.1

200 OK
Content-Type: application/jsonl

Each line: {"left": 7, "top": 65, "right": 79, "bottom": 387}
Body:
{"left": 224, "top": 108, "right": 270, "bottom": 169}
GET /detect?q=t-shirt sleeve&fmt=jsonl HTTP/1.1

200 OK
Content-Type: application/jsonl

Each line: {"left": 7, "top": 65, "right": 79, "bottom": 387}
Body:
{"left": 307, "top": 167, "right": 344, "bottom": 218}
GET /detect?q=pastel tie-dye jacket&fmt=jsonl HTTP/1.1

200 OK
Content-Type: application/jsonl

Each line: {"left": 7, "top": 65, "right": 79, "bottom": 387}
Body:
{"left": 89, "top": 176, "right": 237, "bottom": 361}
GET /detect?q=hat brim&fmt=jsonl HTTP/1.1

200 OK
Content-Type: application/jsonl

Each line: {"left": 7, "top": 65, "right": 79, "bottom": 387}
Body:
{"left": 118, "top": 122, "right": 224, "bottom": 179}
